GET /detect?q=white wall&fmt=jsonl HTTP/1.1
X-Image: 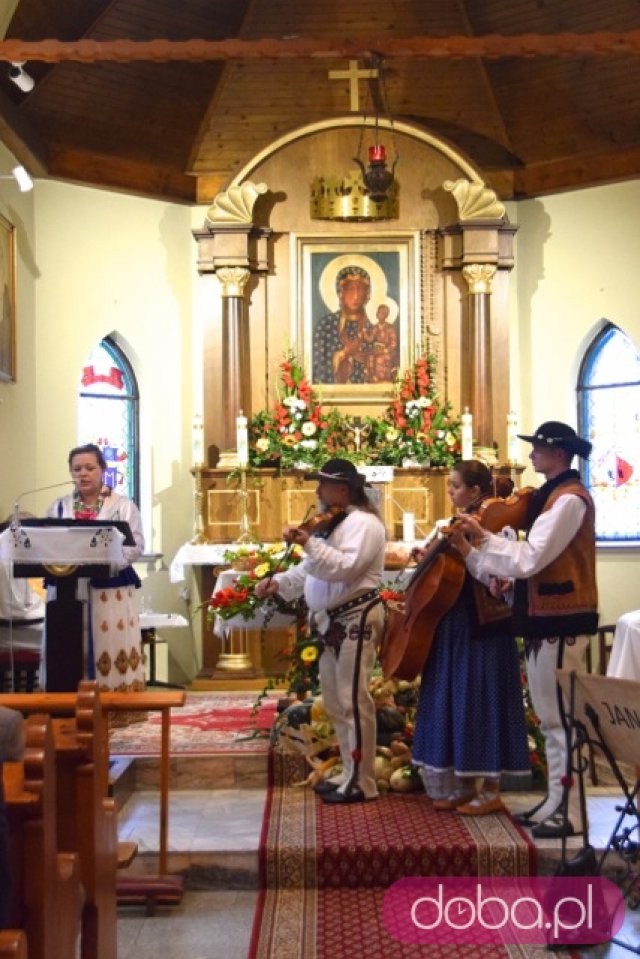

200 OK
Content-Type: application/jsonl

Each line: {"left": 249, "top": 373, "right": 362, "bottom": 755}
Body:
{"left": 507, "top": 181, "right": 640, "bottom": 625}
{"left": 0, "top": 172, "right": 200, "bottom": 681}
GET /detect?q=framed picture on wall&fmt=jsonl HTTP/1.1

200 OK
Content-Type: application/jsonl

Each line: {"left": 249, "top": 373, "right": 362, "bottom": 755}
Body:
{"left": 0, "top": 213, "right": 16, "bottom": 383}
{"left": 294, "top": 232, "right": 420, "bottom": 404}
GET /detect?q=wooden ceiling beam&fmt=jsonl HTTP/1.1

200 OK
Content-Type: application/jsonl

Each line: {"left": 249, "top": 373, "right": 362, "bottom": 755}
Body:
{"left": 1, "top": 33, "right": 640, "bottom": 63}
{"left": 0, "top": 87, "right": 49, "bottom": 175}
{"left": 47, "top": 146, "right": 196, "bottom": 203}
{"left": 513, "top": 148, "right": 640, "bottom": 199}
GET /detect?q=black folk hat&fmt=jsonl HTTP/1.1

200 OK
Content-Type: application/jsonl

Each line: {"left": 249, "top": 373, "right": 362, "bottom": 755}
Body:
{"left": 305, "top": 458, "right": 366, "bottom": 486}
{"left": 517, "top": 421, "right": 592, "bottom": 459}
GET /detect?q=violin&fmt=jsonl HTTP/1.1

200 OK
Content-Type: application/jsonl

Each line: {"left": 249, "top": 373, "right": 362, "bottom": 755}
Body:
{"left": 282, "top": 505, "right": 347, "bottom": 545}
{"left": 475, "top": 486, "right": 536, "bottom": 534}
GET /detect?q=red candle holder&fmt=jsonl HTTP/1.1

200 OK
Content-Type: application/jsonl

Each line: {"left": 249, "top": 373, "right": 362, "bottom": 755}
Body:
{"left": 368, "top": 144, "right": 387, "bottom": 164}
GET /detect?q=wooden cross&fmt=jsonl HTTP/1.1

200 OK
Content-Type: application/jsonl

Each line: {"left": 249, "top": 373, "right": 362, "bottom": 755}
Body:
{"left": 328, "top": 59, "right": 379, "bottom": 112}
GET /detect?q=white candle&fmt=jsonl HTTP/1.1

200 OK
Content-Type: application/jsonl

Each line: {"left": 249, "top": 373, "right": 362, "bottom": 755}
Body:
{"left": 236, "top": 410, "right": 249, "bottom": 467}
{"left": 192, "top": 414, "right": 204, "bottom": 467}
{"left": 507, "top": 411, "right": 519, "bottom": 463}
{"left": 461, "top": 407, "right": 473, "bottom": 460}
{"left": 402, "top": 512, "right": 415, "bottom": 544}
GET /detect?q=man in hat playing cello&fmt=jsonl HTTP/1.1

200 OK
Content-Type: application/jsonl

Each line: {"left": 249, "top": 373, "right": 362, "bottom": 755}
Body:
{"left": 255, "top": 458, "right": 386, "bottom": 804}
{"left": 450, "top": 422, "right": 598, "bottom": 839}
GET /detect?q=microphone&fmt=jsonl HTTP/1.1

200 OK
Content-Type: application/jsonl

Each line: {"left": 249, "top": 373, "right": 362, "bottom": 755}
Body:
{"left": 12, "top": 480, "right": 73, "bottom": 529}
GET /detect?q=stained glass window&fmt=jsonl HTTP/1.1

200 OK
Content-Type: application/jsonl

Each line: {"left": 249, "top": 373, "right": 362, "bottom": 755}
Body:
{"left": 578, "top": 324, "right": 640, "bottom": 543}
{"left": 78, "top": 337, "right": 139, "bottom": 503}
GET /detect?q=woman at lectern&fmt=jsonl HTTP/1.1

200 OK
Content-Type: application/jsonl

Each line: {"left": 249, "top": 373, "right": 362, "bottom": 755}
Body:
{"left": 46, "top": 443, "right": 146, "bottom": 707}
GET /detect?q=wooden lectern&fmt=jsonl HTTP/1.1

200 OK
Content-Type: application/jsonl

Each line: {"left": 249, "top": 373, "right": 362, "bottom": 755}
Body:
{"left": 0, "top": 518, "right": 134, "bottom": 692}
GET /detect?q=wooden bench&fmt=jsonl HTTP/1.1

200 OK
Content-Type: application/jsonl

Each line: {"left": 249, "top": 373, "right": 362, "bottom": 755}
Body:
{"left": 51, "top": 682, "right": 117, "bottom": 959}
{"left": 0, "top": 687, "right": 187, "bottom": 914}
{"left": 0, "top": 931, "right": 27, "bottom": 958}
{"left": 4, "top": 714, "right": 82, "bottom": 959}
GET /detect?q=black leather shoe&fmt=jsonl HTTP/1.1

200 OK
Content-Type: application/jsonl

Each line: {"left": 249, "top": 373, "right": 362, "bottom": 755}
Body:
{"left": 514, "top": 813, "right": 534, "bottom": 827}
{"left": 514, "top": 796, "right": 549, "bottom": 826}
{"left": 313, "top": 780, "right": 340, "bottom": 796}
{"left": 532, "top": 814, "right": 579, "bottom": 840}
{"left": 321, "top": 788, "right": 373, "bottom": 805}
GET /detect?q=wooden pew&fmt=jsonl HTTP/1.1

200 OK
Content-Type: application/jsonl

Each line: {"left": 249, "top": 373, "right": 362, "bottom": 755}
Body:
{"left": 0, "top": 688, "right": 187, "bottom": 914}
{"left": 51, "top": 682, "right": 117, "bottom": 959}
{"left": 0, "top": 930, "right": 27, "bottom": 958}
{"left": 4, "top": 715, "right": 82, "bottom": 959}
{"left": 0, "top": 689, "right": 186, "bottom": 877}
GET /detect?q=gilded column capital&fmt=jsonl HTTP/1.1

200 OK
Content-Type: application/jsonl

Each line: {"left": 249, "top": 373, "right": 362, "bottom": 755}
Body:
{"left": 216, "top": 266, "right": 251, "bottom": 298}
{"left": 443, "top": 178, "right": 505, "bottom": 221}
{"left": 205, "top": 181, "right": 268, "bottom": 226}
{"left": 462, "top": 263, "right": 497, "bottom": 294}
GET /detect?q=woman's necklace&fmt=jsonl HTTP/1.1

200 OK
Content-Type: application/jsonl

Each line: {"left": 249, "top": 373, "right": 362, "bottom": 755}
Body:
{"left": 73, "top": 490, "right": 104, "bottom": 520}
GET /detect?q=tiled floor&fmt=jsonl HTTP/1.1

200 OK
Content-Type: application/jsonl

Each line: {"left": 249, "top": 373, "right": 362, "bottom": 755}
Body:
{"left": 116, "top": 784, "right": 640, "bottom": 958}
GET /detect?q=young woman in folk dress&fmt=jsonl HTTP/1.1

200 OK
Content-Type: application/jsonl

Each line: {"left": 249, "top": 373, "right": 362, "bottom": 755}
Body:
{"left": 47, "top": 444, "right": 146, "bottom": 718}
{"left": 411, "top": 460, "right": 530, "bottom": 815}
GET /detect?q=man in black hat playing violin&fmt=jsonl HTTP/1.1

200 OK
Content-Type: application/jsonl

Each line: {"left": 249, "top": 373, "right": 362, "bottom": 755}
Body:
{"left": 450, "top": 422, "right": 598, "bottom": 839}
{"left": 255, "top": 458, "right": 386, "bottom": 804}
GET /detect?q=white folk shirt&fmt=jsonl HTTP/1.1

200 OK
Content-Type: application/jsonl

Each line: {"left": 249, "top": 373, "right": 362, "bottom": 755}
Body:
{"left": 464, "top": 493, "right": 586, "bottom": 582}
{"left": 273, "top": 508, "right": 386, "bottom": 623}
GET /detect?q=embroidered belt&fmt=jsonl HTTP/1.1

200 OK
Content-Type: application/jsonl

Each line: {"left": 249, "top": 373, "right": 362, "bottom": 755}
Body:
{"left": 328, "top": 588, "right": 380, "bottom": 621}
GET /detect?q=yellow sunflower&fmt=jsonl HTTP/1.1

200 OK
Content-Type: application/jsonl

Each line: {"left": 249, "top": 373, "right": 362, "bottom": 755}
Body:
{"left": 300, "top": 645, "right": 318, "bottom": 663}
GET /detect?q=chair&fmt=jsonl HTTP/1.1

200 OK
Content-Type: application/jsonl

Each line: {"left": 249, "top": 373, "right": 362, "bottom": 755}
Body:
{"left": 585, "top": 624, "right": 616, "bottom": 676}
{"left": 585, "top": 625, "right": 616, "bottom": 784}
{"left": 0, "top": 650, "right": 40, "bottom": 692}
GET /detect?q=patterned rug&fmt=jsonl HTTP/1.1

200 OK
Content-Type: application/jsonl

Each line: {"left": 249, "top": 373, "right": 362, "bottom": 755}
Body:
{"left": 249, "top": 752, "right": 574, "bottom": 959}
{"left": 108, "top": 692, "right": 278, "bottom": 755}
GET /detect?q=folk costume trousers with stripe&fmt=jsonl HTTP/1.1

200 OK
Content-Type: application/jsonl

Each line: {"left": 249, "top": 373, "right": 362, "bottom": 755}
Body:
{"left": 318, "top": 601, "right": 385, "bottom": 799}
{"left": 526, "top": 634, "right": 589, "bottom": 826}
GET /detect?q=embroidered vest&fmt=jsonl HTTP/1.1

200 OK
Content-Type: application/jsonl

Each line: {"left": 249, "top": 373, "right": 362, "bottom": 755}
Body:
{"left": 515, "top": 480, "right": 598, "bottom": 638}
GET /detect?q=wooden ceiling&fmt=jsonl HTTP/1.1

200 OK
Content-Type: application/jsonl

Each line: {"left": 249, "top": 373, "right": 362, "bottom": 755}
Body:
{"left": 2, "top": 0, "right": 640, "bottom": 204}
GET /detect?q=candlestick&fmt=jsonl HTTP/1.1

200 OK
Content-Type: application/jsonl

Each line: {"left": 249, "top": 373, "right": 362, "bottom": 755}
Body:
{"left": 236, "top": 410, "right": 248, "bottom": 467}
{"left": 461, "top": 407, "right": 473, "bottom": 460}
{"left": 402, "top": 512, "right": 415, "bottom": 544}
{"left": 192, "top": 414, "right": 204, "bottom": 467}
{"left": 507, "top": 411, "right": 519, "bottom": 464}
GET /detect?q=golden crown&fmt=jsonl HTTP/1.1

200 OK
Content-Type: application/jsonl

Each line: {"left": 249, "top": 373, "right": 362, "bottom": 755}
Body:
{"left": 310, "top": 167, "right": 399, "bottom": 221}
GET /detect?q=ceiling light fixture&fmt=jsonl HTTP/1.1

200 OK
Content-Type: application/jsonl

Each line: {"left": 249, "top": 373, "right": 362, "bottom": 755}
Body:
{"left": 8, "top": 61, "right": 35, "bottom": 93}
{"left": 0, "top": 165, "right": 34, "bottom": 192}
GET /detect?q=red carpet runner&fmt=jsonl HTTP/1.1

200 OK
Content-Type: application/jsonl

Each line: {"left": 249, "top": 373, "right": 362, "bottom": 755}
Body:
{"left": 108, "top": 692, "right": 277, "bottom": 755}
{"left": 249, "top": 752, "right": 571, "bottom": 959}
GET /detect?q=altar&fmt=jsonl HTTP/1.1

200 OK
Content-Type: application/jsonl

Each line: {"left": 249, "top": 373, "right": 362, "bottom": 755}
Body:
{"left": 171, "top": 466, "right": 445, "bottom": 685}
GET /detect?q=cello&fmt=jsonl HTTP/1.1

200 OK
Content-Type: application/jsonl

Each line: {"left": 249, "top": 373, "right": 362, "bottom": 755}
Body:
{"left": 378, "top": 486, "right": 536, "bottom": 681}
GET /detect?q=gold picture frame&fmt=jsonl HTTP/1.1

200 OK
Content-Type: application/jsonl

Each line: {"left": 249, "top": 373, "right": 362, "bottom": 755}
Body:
{"left": 0, "top": 213, "right": 16, "bottom": 382}
{"left": 294, "top": 232, "right": 420, "bottom": 404}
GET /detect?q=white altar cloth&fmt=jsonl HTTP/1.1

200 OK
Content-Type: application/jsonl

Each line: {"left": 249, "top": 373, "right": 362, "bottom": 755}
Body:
{"left": 0, "top": 525, "right": 126, "bottom": 570}
{"left": 211, "top": 568, "right": 297, "bottom": 636}
{"left": 170, "top": 541, "right": 416, "bottom": 585}
{"left": 607, "top": 609, "right": 640, "bottom": 681}
{"left": 139, "top": 612, "right": 189, "bottom": 631}
{"left": 169, "top": 543, "right": 231, "bottom": 583}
